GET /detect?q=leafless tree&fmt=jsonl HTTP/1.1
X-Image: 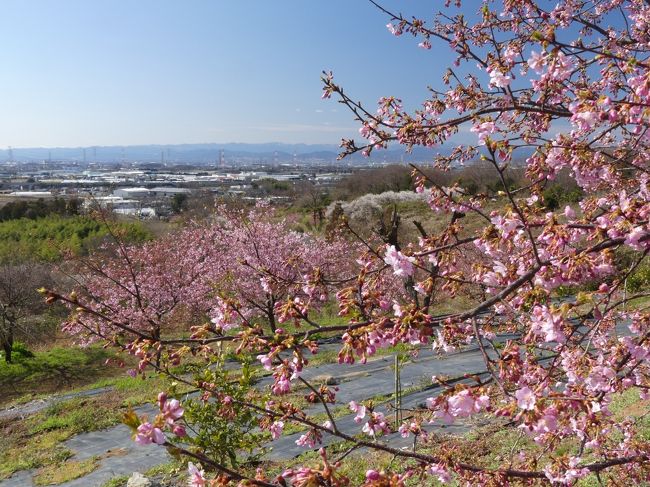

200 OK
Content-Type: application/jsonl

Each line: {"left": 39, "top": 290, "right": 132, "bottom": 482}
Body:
{"left": 0, "top": 262, "right": 53, "bottom": 363}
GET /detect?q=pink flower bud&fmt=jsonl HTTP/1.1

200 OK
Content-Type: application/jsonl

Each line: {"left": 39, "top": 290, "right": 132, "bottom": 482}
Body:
{"left": 366, "top": 470, "right": 381, "bottom": 481}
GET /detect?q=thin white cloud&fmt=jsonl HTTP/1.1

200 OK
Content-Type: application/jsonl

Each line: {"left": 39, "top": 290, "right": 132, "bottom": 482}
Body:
{"left": 249, "top": 123, "right": 356, "bottom": 133}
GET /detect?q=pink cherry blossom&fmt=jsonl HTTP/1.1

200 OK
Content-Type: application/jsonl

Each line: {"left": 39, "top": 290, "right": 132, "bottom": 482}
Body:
{"left": 502, "top": 45, "right": 518, "bottom": 64}
{"left": 362, "top": 412, "right": 390, "bottom": 437}
{"left": 427, "top": 464, "right": 451, "bottom": 484}
{"left": 527, "top": 50, "right": 546, "bottom": 74}
{"left": 349, "top": 401, "right": 367, "bottom": 423}
{"left": 530, "top": 305, "right": 566, "bottom": 343}
{"left": 515, "top": 387, "right": 536, "bottom": 411}
{"left": 134, "top": 422, "right": 165, "bottom": 445}
{"left": 544, "top": 457, "right": 589, "bottom": 485}
{"left": 625, "top": 226, "right": 648, "bottom": 251}
{"left": 270, "top": 420, "right": 284, "bottom": 440}
{"left": 564, "top": 205, "right": 576, "bottom": 220}
{"left": 161, "top": 398, "right": 184, "bottom": 423}
{"left": 55, "top": 2, "right": 650, "bottom": 484}
{"left": 384, "top": 245, "right": 415, "bottom": 277}
{"left": 257, "top": 353, "right": 273, "bottom": 371}
{"left": 488, "top": 68, "right": 511, "bottom": 88}
{"left": 386, "top": 22, "right": 402, "bottom": 36}
{"left": 295, "top": 429, "right": 320, "bottom": 448}
{"left": 187, "top": 462, "right": 206, "bottom": 487}
{"left": 470, "top": 120, "right": 496, "bottom": 146}
{"left": 585, "top": 366, "right": 616, "bottom": 393}
{"left": 271, "top": 375, "right": 291, "bottom": 395}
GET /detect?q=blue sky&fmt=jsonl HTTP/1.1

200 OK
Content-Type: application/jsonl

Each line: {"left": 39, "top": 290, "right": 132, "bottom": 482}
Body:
{"left": 0, "top": 0, "right": 459, "bottom": 148}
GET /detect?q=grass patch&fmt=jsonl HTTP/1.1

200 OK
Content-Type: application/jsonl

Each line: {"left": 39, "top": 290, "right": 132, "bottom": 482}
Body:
{"left": 29, "top": 397, "right": 118, "bottom": 435}
{"left": 0, "top": 373, "right": 186, "bottom": 481}
{"left": 0, "top": 396, "right": 114, "bottom": 480}
{"left": 0, "top": 428, "right": 74, "bottom": 480}
{"left": 100, "top": 475, "right": 130, "bottom": 487}
{"left": 0, "top": 345, "right": 128, "bottom": 406}
{"left": 98, "top": 460, "right": 183, "bottom": 487}
{"left": 33, "top": 457, "right": 99, "bottom": 485}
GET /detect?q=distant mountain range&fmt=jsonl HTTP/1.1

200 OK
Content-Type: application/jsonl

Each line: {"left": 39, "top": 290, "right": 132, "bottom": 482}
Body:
{"left": 0, "top": 142, "right": 454, "bottom": 165}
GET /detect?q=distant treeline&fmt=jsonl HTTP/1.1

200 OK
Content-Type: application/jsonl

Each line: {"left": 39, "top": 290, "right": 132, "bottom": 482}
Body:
{"left": 0, "top": 198, "right": 81, "bottom": 221}
{"left": 333, "top": 163, "right": 583, "bottom": 209}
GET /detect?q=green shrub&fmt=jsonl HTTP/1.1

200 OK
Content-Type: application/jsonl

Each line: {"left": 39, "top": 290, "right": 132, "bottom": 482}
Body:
{"left": 174, "top": 355, "right": 265, "bottom": 468}
{"left": 0, "top": 215, "right": 151, "bottom": 263}
{"left": 627, "top": 260, "right": 650, "bottom": 292}
{"left": 10, "top": 341, "right": 34, "bottom": 359}
{"left": 542, "top": 183, "right": 583, "bottom": 210}
{"left": 0, "top": 198, "right": 80, "bottom": 222}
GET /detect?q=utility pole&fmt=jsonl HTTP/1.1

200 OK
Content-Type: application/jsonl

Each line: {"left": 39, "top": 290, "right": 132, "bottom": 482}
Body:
{"left": 394, "top": 354, "right": 402, "bottom": 429}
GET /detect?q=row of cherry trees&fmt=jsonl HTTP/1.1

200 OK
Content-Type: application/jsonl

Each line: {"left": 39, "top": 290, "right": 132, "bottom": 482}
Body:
{"left": 58, "top": 204, "right": 357, "bottom": 358}
{"left": 47, "top": 1, "right": 650, "bottom": 485}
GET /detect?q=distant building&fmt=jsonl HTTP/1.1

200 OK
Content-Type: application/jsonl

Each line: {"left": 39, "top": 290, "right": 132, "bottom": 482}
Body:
{"left": 8, "top": 191, "right": 54, "bottom": 198}
{"left": 149, "top": 187, "right": 192, "bottom": 197}
{"left": 113, "top": 206, "right": 156, "bottom": 218}
{"left": 86, "top": 196, "right": 139, "bottom": 210}
{"left": 138, "top": 207, "right": 157, "bottom": 218}
{"left": 85, "top": 195, "right": 156, "bottom": 219}
{"left": 113, "top": 187, "right": 150, "bottom": 199}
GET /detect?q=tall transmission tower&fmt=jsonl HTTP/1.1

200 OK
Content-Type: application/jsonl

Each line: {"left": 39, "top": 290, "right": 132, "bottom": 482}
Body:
{"left": 7, "top": 146, "right": 13, "bottom": 162}
{"left": 219, "top": 149, "right": 225, "bottom": 170}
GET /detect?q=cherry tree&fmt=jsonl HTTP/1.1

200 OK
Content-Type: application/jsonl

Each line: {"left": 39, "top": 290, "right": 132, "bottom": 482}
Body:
{"left": 203, "top": 204, "right": 355, "bottom": 334}
{"left": 58, "top": 223, "right": 214, "bottom": 369}
{"left": 46, "top": 1, "right": 650, "bottom": 485}
{"left": 57, "top": 203, "right": 355, "bottom": 374}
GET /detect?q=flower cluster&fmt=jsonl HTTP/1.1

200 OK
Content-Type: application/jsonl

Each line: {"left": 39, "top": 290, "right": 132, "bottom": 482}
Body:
{"left": 132, "top": 393, "right": 185, "bottom": 446}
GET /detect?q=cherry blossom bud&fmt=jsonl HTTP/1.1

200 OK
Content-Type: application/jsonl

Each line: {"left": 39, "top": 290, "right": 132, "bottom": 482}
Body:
{"left": 366, "top": 470, "right": 381, "bottom": 481}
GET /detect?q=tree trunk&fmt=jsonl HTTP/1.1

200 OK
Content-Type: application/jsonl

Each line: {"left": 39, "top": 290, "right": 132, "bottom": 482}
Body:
{"left": 267, "top": 298, "right": 276, "bottom": 333}
{"left": 2, "top": 332, "right": 12, "bottom": 363}
{"left": 152, "top": 327, "right": 161, "bottom": 367}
